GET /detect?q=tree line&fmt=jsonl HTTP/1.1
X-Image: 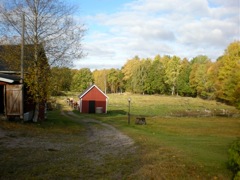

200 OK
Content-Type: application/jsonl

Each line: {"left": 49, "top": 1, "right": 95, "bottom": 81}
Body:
{"left": 51, "top": 41, "right": 240, "bottom": 108}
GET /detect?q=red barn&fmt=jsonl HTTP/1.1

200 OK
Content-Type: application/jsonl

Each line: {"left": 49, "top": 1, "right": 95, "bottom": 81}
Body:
{"left": 78, "top": 84, "right": 108, "bottom": 113}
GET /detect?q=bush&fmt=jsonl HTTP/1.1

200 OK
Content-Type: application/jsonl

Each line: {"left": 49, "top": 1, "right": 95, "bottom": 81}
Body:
{"left": 228, "top": 138, "right": 240, "bottom": 179}
{"left": 51, "top": 90, "right": 66, "bottom": 96}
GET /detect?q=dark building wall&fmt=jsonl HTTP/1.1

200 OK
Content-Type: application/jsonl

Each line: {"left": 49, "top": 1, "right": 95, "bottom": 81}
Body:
{"left": 0, "top": 85, "right": 4, "bottom": 113}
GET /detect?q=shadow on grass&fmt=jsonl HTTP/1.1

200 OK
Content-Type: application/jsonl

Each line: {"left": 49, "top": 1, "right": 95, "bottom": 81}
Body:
{"left": 107, "top": 110, "right": 127, "bottom": 116}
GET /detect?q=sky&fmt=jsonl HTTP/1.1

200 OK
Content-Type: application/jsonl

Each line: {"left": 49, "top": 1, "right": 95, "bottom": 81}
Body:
{"left": 71, "top": 0, "right": 239, "bottom": 70}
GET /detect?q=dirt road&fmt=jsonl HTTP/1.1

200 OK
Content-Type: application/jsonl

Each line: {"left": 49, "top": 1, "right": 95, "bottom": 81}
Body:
{"left": 62, "top": 111, "right": 136, "bottom": 165}
{"left": 0, "top": 111, "right": 138, "bottom": 179}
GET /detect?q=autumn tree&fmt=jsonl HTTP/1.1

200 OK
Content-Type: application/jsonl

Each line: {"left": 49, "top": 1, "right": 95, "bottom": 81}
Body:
{"left": 189, "top": 55, "right": 211, "bottom": 98}
{"left": 0, "top": 0, "right": 84, "bottom": 121}
{"left": 215, "top": 41, "right": 240, "bottom": 107}
{"left": 165, "top": 56, "right": 181, "bottom": 95}
{"left": 121, "top": 56, "right": 141, "bottom": 92}
{"left": 93, "top": 69, "right": 108, "bottom": 93}
{"left": 205, "top": 61, "right": 220, "bottom": 99}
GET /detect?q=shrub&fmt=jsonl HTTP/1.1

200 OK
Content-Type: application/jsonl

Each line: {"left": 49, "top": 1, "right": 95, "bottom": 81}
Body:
{"left": 228, "top": 138, "right": 240, "bottom": 179}
{"left": 51, "top": 90, "right": 66, "bottom": 96}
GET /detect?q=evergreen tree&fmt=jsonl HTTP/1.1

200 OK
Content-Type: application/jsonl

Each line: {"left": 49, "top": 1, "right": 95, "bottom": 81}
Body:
{"left": 107, "top": 68, "right": 122, "bottom": 93}
{"left": 50, "top": 67, "right": 73, "bottom": 94}
{"left": 146, "top": 55, "right": 166, "bottom": 94}
{"left": 71, "top": 68, "right": 93, "bottom": 92}
{"left": 132, "top": 59, "right": 151, "bottom": 94}
{"left": 177, "top": 58, "right": 194, "bottom": 96}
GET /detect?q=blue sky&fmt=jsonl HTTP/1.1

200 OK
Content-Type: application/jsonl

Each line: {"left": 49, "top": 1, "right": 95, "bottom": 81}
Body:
{"left": 74, "top": 0, "right": 130, "bottom": 15}
{"left": 71, "top": 0, "right": 239, "bottom": 70}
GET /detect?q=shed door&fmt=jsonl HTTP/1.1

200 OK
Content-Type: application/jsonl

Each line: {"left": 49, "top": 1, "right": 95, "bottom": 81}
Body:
{"left": 89, "top": 101, "right": 95, "bottom": 113}
{"left": 6, "top": 84, "right": 23, "bottom": 116}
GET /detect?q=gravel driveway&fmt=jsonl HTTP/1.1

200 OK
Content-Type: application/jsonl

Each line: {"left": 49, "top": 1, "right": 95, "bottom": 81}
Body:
{"left": 0, "top": 111, "right": 138, "bottom": 179}
{"left": 62, "top": 111, "right": 136, "bottom": 164}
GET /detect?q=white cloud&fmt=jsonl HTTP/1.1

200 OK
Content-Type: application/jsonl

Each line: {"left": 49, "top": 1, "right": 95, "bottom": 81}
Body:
{"left": 75, "top": 0, "right": 239, "bottom": 69}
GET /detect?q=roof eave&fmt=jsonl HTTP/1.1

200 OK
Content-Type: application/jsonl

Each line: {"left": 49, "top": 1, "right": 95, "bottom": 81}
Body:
{"left": 0, "top": 77, "right": 14, "bottom": 83}
{"left": 78, "top": 84, "right": 108, "bottom": 99}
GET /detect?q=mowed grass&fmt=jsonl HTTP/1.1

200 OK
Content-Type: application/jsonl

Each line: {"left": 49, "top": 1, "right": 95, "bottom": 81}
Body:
{"left": 88, "top": 93, "right": 240, "bottom": 179}
{"left": 0, "top": 93, "right": 239, "bottom": 179}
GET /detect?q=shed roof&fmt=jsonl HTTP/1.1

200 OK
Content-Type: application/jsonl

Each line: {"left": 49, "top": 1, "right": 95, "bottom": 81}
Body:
{"left": 78, "top": 84, "right": 108, "bottom": 99}
{"left": 0, "top": 73, "right": 21, "bottom": 83}
{"left": 0, "top": 44, "right": 26, "bottom": 71}
{"left": 0, "top": 44, "right": 47, "bottom": 72}
{"left": 0, "top": 60, "right": 8, "bottom": 71}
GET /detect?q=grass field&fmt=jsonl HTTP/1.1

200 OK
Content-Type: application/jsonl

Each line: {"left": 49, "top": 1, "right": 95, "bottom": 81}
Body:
{"left": 0, "top": 93, "right": 239, "bottom": 179}
{"left": 83, "top": 93, "right": 240, "bottom": 179}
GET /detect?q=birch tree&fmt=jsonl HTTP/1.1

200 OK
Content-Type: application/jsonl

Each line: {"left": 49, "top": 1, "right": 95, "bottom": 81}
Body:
{"left": 0, "top": 0, "right": 85, "bottom": 121}
{"left": 165, "top": 56, "right": 181, "bottom": 95}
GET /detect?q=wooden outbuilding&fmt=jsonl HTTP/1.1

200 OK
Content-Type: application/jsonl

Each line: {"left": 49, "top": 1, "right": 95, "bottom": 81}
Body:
{"left": 0, "top": 44, "right": 48, "bottom": 121}
{"left": 78, "top": 84, "right": 108, "bottom": 113}
{"left": 0, "top": 73, "right": 23, "bottom": 119}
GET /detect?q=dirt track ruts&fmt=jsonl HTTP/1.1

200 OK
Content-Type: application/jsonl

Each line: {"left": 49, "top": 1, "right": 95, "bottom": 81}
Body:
{"left": 61, "top": 111, "right": 136, "bottom": 164}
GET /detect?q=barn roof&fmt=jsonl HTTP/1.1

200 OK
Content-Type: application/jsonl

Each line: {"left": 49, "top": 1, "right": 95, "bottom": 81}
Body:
{"left": 0, "top": 44, "right": 47, "bottom": 72}
{"left": 78, "top": 84, "right": 108, "bottom": 99}
{"left": 0, "top": 44, "right": 26, "bottom": 72}
{"left": 0, "top": 73, "right": 21, "bottom": 83}
{"left": 0, "top": 60, "right": 8, "bottom": 71}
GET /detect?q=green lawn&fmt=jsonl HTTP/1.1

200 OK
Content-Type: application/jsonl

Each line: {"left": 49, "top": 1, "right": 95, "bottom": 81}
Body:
{"left": 87, "top": 93, "right": 240, "bottom": 179}
{"left": 0, "top": 93, "right": 239, "bottom": 179}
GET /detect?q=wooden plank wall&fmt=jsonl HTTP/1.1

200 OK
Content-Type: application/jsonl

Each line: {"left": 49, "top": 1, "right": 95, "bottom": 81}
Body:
{"left": 6, "top": 84, "right": 23, "bottom": 116}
